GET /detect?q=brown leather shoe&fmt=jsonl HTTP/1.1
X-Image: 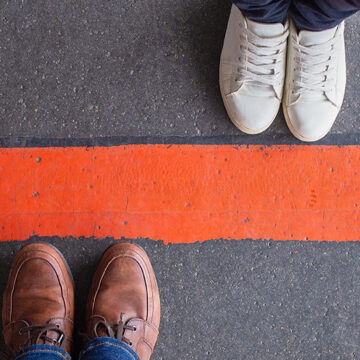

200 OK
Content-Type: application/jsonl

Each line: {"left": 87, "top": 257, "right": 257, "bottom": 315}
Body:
{"left": 86, "top": 243, "right": 160, "bottom": 360}
{"left": 2, "top": 243, "right": 75, "bottom": 356}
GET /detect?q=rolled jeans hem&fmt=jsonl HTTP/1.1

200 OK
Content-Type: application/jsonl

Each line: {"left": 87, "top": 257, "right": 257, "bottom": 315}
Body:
{"left": 12, "top": 344, "right": 71, "bottom": 360}
{"left": 79, "top": 336, "right": 140, "bottom": 360}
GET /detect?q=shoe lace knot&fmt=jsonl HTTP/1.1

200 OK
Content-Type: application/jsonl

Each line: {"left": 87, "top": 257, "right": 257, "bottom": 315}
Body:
{"left": 94, "top": 313, "right": 137, "bottom": 346}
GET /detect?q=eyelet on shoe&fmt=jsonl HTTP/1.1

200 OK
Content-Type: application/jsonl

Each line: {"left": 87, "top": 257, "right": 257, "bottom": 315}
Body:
{"left": 133, "top": 327, "right": 137, "bottom": 332}
{"left": 129, "top": 342, "right": 133, "bottom": 346}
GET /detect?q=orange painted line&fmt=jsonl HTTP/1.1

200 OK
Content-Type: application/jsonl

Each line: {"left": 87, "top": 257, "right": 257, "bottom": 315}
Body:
{"left": 0, "top": 145, "right": 359, "bottom": 243}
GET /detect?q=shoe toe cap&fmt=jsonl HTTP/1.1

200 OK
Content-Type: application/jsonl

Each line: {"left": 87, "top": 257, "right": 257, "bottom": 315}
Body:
{"left": 225, "top": 92, "right": 280, "bottom": 134}
{"left": 286, "top": 101, "right": 340, "bottom": 141}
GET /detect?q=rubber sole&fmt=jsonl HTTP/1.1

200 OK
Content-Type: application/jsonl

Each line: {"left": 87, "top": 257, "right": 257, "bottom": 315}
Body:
{"left": 282, "top": 103, "right": 335, "bottom": 143}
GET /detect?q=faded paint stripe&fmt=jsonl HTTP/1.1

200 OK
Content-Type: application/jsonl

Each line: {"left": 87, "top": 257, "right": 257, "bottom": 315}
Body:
{"left": 0, "top": 145, "right": 359, "bottom": 243}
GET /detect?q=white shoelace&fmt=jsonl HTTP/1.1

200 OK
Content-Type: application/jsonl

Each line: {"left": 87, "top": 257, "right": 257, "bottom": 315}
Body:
{"left": 236, "top": 26, "right": 289, "bottom": 88}
{"left": 291, "top": 35, "right": 339, "bottom": 96}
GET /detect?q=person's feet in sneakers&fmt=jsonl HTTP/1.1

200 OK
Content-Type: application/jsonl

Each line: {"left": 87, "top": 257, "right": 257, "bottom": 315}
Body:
{"left": 2, "top": 243, "right": 75, "bottom": 357}
{"left": 220, "top": 4, "right": 289, "bottom": 134}
{"left": 283, "top": 21, "right": 346, "bottom": 142}
{"left": 85, "top": 243, "right": 160, "bottom": 360}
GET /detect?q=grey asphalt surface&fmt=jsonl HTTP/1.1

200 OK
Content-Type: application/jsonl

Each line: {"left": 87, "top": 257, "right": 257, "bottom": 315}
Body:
{"left": 0, "top": 0, "right": 359, "bottom": 144}
{"left": 1, "top": 1, "right": 360, "bottom": 360}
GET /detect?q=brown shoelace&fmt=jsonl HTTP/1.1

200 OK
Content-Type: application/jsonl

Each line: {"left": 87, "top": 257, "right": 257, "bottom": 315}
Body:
{"left": 0, "top": 322, "right": 66, "bottom": 360}
{"left": 93, "top": 313, "right": 137, "bottom": 346}
{"left": 19, "top": 323, "right": 66, "bottom": 349}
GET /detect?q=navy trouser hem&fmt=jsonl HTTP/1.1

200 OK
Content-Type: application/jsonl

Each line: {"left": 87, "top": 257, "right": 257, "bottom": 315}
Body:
{"left": 232, "top": 0, "right": 360, "bottom": 31}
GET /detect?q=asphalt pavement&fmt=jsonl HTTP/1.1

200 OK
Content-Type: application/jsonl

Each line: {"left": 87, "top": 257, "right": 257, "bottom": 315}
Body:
{"left": 0, "top": 1, "right": 360, "bottom": 359}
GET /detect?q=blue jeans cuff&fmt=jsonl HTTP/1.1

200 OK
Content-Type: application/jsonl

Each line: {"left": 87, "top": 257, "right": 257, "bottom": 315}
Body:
{"left": 79, "top": 336, "right": 140, "bottom": 360}
{"left": 12, "top": 344, "right": 71, "bottom": 360}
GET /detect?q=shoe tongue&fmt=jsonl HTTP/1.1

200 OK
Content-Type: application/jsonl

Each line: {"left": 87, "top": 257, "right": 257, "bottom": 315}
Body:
{"left": 247, "top": 19, "right": 285, "bottom": 38}
{"left": 299, "top": 26, "right": 337, "bottom": 46}
{"left": 96, "top": 327, "right": 109, "bottom": 338}
{"left": 36, "top": 330, "right": 62, "bottom": 346}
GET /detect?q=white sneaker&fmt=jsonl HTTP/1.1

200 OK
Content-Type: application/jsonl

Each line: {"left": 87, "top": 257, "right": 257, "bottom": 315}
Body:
{"left": 219, "top": 5, "right": 289, "bottom": 134}
{"left": 283, "top": 21, "right": 346, "bottom": 142}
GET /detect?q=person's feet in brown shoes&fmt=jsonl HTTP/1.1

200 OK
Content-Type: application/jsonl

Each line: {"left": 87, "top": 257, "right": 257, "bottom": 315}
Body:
{"left": 86, "top": 243, "right": 160, "bottom": 360}
{"left": 2, "top": 243, "right": 75, "bottom": 357}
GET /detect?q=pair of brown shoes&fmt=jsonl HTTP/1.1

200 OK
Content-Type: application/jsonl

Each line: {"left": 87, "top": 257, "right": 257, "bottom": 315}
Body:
{"left": 2, "top": 242, "right": 160, "bottom": 360}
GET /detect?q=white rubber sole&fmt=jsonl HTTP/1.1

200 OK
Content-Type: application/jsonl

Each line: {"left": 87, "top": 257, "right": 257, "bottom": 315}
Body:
{"left": 282, "top": 102, "right": 342, "bottom": 143}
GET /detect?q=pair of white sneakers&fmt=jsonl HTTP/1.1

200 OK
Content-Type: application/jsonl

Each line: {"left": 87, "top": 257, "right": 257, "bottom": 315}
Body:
{"left": 220, "top": 5, "right": 346, "bottom": 142}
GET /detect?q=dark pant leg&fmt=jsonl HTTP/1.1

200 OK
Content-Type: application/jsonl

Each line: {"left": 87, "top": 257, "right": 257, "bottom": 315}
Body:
{"left": 232, "top": 0, "right": 291, "bottom": 24}
{"left": 290, "top": 0, "right": 360, "bottom": 31}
